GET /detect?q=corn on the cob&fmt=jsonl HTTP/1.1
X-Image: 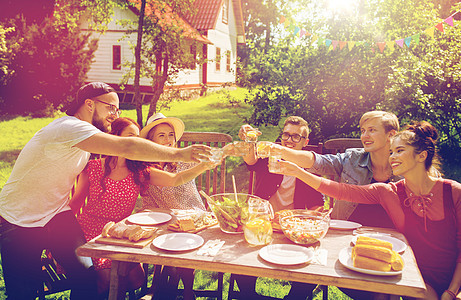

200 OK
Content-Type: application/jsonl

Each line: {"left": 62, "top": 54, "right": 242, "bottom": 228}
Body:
{"left": 354, "top": 244, "right": 393, "bottom": 263}
{"left": 356, "top": 236, "right": 393, "bottom": 250}
{"left": 390, "top": 251, "right": 404, "bottom": 271}
{"left": 353, "top": 254, "right": 392, "bottom": 272}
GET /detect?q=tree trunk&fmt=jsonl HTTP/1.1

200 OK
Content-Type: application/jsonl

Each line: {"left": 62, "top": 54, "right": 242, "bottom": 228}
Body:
{"left": 134, "top": 0, "right": 146, "bottom": 127}
{"left": 148, "top": 56, "right": 168, "bottom": 120}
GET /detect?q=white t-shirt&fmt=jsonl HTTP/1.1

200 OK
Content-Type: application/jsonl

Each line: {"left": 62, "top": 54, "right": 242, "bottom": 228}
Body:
{"left": 269, "top": 175, "right": 296, "bottom": 212}
{"left": 0, "top": 116, "right": 101, "bottom": 227}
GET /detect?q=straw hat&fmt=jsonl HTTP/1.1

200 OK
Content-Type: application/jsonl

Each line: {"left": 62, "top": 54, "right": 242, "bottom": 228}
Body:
{"left": 139, "top": 113, "right": 185, "bottom": 140}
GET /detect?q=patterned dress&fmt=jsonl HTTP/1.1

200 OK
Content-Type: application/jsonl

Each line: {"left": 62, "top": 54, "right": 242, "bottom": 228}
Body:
{"left": 76, "top": 159, "right": 140, "bottom": 269}
{"left": 141, "top": 162, "right": 206, "bottom": 211}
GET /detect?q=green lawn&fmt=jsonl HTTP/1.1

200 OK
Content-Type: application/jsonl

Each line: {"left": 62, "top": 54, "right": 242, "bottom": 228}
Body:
{"left": 0, "top": 88, "right": 354, "bottom": 299}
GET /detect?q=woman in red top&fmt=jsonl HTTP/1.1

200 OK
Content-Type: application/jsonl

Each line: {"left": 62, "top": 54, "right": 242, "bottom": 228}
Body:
{"left": 275, "top": 121, "right": 461, "bottom": 300}
{"left": 70, "top": 117, "right": 215, "bottom": 297}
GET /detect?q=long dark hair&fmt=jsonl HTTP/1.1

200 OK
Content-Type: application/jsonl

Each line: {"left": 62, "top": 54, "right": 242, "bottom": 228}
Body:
{"left": 101, "top": 117, "right": 152, "bottom": 195}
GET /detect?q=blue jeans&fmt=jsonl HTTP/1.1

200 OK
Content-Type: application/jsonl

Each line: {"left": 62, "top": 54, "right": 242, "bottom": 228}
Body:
{"left": 0, "top": 210, "right": 97, "bottom": 300}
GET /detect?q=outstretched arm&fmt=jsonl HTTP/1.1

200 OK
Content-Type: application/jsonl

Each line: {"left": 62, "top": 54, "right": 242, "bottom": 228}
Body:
{"left": 442, "top": 264, "right": 461, "bottom": 300}
{"left": 280, "top": 146, "right": 316, "bottom": 169}
{"left": 148, "top": 161, "right": 217, "bottom": 187}
{"left": 75, "top": 133, "right": 211, "bottom": 163}
{"left": 69, "top": 170, "right": 90, "bottom": 215}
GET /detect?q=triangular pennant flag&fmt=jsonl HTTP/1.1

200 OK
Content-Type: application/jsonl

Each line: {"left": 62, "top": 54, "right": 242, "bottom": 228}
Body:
{"left": 339, "top": 41, "right": 347, "bottom": 50}
{"left": 317, "top": 37, "right": 324, "bottom": 45}
{"left": 377, "top": 42, "right": 386, "bottom": 53}
{"left": 444, "top": 16, "right": 454, "bottom": 26}
{"left": 279, "top": 16, "right": 286, "bottom": 24}
{"left": 299, "top": 29, "right": 306, "bottom": 38}
{"left": 425, "top": 27, "right": 435, "bottom": 38}
{"left": 348, "top": 41, "right": 355, "bottom": 51}
{"left": 294, "top": 27, "right": 300, "bottom": 36}
{"left": 325, "top": 39, "right": 332, "bottom": 47}
{"left": 289, "top": 24, "right": 295, "bottom": 32}
{"left": 284, "top": 20, "right": 290, "bottom": 28}
{"left": 305, "top": 31, "right": 312, "bottom": 36}
{"left": 435, "top": 22, "right": 444, "bottom": 33}
{"left": 395, "top": 39, "right": 405, "bottom": 48}
{"left": 328, "top": 44, "right": 334, "bottom": 51}
{"left": 371, "top": 47, "right": 375, "bottom": 53}
{"left": 332, "top": 40, "right": 339, "bottom": 50}
{"left": 311, "top": 35, "right": 318, "bottom": 43}
{"left": 386, "top": 41, "right": 395, "bottom": 52}
{"left": 412, "top": 34, "right": 420, "bottom": 45}
{"left": 404, "top": 37, "right": 412, "bottom": 47}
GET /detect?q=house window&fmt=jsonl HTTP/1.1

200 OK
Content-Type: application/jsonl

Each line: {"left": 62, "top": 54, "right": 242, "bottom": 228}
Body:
{"left": 226, "top": 51, "right": 231, "bottom": 72}
{"left": 216, "top": 47, "right": 221, "bottom": 71}
{"left": 222, "top": 0, "right": 228, "bottom": 24}
{"left": 112, "top": 45, "right": 121, "bottom": 70}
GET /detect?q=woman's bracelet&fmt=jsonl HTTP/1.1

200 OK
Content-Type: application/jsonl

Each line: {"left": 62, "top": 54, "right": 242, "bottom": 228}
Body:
{"left": 445, "top": 289, "right": 456, "bottom": 299}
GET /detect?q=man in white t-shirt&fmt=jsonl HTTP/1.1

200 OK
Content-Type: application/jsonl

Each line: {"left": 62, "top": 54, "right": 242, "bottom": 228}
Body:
{"left": 0, "top": 82, "right": 211, "bottom": 299}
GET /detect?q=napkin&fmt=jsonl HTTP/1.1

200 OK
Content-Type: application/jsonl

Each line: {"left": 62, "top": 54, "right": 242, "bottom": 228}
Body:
{"left": 310, "top": 248, "right": 328, "bottom": 266}
{"left": 197, "top": 239, "right": 225, "bottom": 257}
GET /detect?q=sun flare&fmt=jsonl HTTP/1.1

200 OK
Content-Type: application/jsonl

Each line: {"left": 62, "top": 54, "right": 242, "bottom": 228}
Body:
{"left": 327, "top": 0, "right": 358, "bottom": 14}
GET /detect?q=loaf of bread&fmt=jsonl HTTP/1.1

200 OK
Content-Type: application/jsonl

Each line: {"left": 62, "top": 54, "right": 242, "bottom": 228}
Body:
{"left": 178, "top": 218, "right": 196, "bottom": 231}
{"left": 102, "top": 221, "right": 115, "bottom": 237}
{"left": 356, "top": 236, "right": 393, "bottom": 250}
{"left": 354, "top": 244, "right": 394, "bottom": 263}
{"left": 107, "top": 222, "right": 129, "bottom": 239}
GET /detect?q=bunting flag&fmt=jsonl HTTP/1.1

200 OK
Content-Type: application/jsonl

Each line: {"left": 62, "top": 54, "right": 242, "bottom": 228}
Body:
{"left": 425, "top": 27, "right": 435, "bottom": 38}
{"left": 435, "top": 22, "right": 444, "bottom": 33}
{"left": 445, "top": 16, "right": 454, "bottom": 26}
{"left": 395, "top": 39, "right": 405, "bottom": 48}
{"left": 404, "top": 36, "right": 412, "bottom": 47}
{"left": 278, "top": 10, "right": 459, "bottom": 54}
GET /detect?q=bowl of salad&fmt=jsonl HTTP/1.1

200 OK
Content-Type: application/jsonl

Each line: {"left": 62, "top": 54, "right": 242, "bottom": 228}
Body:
{"left": 280, "top": 209, "right": 330, "bottom": 245}
{"left": 206, "top": 193, "right": 264, "bottom": 233}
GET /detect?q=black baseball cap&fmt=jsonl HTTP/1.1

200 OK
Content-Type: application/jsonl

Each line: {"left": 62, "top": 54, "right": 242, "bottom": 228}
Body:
{"left": 64, "top": 82, "right": 116, "bottom": 116}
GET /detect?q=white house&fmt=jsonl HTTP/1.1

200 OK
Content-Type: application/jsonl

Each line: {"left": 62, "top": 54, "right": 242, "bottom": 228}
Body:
{"left": 82, "top": 0, "right": 245, "bottom": 102}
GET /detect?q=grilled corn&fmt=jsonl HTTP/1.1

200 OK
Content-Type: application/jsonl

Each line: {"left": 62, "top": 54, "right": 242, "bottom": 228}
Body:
{"left": 354, "top": 244, "right": 394, "bottom": 263}
{"left": 356, "top": 236, "right": 393, "bottom": 250}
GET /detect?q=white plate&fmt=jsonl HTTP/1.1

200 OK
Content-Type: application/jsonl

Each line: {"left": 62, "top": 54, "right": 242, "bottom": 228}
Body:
{"left": 152, "top": 233, "right": 204, "bottom": 251}
{"left": 351, "top": 234, "right": 407, "bottom": 253}
{"left": 330, "top": 220, "right": 362, "bottom": 230}
{"left": 338, "top": 247, "right": 402, "bottom": 276}
{"left": 259, "top": 244, "right": 314, "bottom": 265}
{"left": 127, "top": 212, "right": 172, "bottom": 226}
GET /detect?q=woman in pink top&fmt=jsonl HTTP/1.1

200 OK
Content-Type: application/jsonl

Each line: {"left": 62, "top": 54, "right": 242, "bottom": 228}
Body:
{"left": 275, "top": 121, "right": 461, "bottom": 300}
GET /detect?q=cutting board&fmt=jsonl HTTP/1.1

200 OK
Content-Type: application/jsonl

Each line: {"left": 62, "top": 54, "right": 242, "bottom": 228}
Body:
{"left": 168, "top": 220, "right": 218, "bottom": 233}
{"left": 95, "top": 229, "right": 158, "bottom": 248}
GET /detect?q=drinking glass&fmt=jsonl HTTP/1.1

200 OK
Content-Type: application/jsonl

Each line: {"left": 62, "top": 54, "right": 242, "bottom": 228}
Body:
{"left": 268, "top": 147, "right": 282, "bottom": 173}
{"left": 232, "top": 141, "right": 251, "bottom": 156}
{"left": 200, "top": 147, "right": 224, "bottom": 164}
{"left": 256, "top": 141, "right": 272, "bottom": 159}
{"left": 245, "top": 130, "right": 258, "bottom": 143}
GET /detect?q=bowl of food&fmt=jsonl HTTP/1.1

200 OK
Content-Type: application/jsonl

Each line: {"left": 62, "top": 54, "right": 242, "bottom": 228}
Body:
{"left": 279, "top": 209, "right": 330, "bottom": 245}
{"left": 205, "top": 193, "right": 265, "bottom": 233}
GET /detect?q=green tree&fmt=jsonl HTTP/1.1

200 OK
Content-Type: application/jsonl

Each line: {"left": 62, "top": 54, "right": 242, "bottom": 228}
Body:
{"left": 241, "top": 0, "right": 461, "bottom": 178}
{"left": 0, "top": 0, "right": 117, "bottom": 116}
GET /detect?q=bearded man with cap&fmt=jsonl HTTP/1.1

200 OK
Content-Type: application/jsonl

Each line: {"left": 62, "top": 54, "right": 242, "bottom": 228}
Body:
{"left": 0, "top": 82, "right": 211, "bottom": 300}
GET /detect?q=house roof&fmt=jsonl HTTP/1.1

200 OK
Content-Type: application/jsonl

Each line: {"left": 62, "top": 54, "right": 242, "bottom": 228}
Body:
{"left": 187, "top": 0, "right": 246, "bottom": 44}
{"left": 128, "top": 0, "right": 212, "bottom": 44}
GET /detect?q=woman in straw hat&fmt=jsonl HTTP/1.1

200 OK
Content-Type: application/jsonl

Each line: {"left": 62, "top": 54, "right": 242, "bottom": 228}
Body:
{"left": 70, "top": 116, "right": 216, "bottom": 298}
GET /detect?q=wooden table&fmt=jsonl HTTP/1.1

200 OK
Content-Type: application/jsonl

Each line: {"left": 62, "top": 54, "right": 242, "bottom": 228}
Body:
{"left": 76, "top": 209, "right": 427, "bottom": 299}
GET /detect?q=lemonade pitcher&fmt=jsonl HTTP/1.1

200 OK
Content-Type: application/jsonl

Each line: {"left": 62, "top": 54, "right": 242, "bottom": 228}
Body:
{"left": 243, "top": 197, "right": 274, "bottom": 245}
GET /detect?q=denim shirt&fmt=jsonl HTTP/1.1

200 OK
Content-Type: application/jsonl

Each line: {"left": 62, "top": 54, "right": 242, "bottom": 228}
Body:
{"left": 308, "top": 148, "right": 400, "bottom": 220}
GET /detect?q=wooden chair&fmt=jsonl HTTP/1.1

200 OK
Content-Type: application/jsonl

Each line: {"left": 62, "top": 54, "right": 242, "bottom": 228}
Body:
{"left": 323, "top": 138, "right": 362, "bottom": 154}
{"left": 142, "top": 131, "right": 232, "bottom": 300}
{"left": 178, "top": 131, "right": 233, "bottom": 198}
